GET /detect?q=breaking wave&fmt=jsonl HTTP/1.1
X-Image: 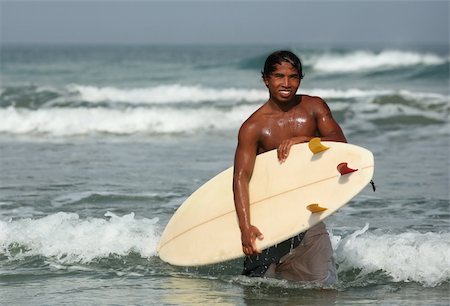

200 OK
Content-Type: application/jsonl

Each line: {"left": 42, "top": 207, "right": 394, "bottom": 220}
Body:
{"left": 310, "top": 50, "right": 448, "bottom": 73}
{"left": 1, "top": 216, "right": 448, "bottom": 287}
{"left": 0, "top": 84, "right": 447, "bottom": 137}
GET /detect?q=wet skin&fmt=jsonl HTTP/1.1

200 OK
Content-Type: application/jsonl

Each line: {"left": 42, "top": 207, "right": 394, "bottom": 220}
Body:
{"left": 233, "top": 62, "right": 347, "bottom": 256}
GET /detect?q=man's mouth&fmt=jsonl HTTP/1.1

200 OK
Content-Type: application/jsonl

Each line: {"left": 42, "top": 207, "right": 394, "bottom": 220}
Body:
{"left": 279, "top": 89, "right": 291, "bottom": 97}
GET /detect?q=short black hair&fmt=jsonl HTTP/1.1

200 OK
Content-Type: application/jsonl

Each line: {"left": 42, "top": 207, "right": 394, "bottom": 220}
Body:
{"left": 261, "top": 50, "right": 304, "bottom": 79}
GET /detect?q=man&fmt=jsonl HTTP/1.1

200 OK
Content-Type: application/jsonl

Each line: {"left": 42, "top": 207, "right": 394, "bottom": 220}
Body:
{"left": 232, "top": 50, "right": 347, "bottom": 284}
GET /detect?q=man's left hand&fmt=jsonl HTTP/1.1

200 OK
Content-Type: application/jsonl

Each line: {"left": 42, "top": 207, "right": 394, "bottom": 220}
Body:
{"left": 277, "top": 136, "right": 310, "bottom": 163}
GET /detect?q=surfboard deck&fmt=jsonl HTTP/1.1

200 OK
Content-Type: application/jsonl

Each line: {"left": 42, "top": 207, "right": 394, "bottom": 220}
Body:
{"left": 158, "top": 141, "right": 374, "bottom": 266}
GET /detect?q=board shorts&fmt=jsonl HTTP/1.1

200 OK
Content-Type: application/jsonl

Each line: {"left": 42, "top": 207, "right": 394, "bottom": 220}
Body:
{"left": 242, "top": 222, "right": 337, "bottom": 285}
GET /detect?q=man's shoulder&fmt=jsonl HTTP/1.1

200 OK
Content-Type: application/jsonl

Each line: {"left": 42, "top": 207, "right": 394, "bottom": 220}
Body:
{"left": 243, "top": 103, "right": 271, "bottom": 124}
{"left": 300, "top": 94, "right": 326, "bottom": 104}
{"left": 238, "top": 103, "right": 271, "bottom": 137}
{"left": 240, "top": 111, "right": 262, "bottom": 133}
{"left": 299, "top": 94, "right": 334, "bottom": 119}
{"left": 300, "top": 94, "right": 328, "bottom": 111}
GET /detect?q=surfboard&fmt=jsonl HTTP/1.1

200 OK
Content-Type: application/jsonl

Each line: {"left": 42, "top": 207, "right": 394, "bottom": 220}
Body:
{"left": 158, "top": 139, "right": 374, "bottom": 266}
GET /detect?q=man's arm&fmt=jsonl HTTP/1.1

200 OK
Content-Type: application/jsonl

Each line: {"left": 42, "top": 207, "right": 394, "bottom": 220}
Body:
{"left": 233, "top": 122, "right": 264, "bottom": 256}
{"left": 314, "top": 97, "right": 347, "bottom": 143}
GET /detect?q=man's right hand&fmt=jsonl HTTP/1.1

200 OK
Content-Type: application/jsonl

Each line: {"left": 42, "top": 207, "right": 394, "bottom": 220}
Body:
{"left": 241, "top": 225, "right": 264, "bottom": 256}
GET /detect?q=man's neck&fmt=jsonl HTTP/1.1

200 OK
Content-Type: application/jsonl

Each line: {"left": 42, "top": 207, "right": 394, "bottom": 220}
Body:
{"left": 268, "top": 95, "right": 300, "bottom": 112}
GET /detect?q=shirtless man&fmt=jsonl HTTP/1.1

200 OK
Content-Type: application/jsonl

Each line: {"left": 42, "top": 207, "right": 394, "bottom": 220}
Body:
{"left": 233, "top": 50, "right": 347, "bottom": 284}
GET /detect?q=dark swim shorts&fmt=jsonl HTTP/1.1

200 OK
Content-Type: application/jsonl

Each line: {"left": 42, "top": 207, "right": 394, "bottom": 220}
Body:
{"left": 242, "top": 232, "right": 306, "bottom": 277}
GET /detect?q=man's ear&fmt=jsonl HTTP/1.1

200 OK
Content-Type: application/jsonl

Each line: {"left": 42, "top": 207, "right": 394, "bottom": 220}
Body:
{"left": 262, "top": 76, "right": 269, "bottom": 87}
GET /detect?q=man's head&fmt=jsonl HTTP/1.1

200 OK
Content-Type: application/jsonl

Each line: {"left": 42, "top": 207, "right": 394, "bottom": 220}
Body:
{"left": 262, "top": 50, "right": 303, "bottom": 103}
{"left": 261, "top": 50, "right": 304, "bottom": 80}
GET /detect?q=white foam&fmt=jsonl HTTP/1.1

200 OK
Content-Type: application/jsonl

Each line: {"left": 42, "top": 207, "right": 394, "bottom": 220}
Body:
{"left": 306, "top": 88, "right": 393, "bottom": 99}
{"left": 308, "top": 88, "right": 446, "bottom": 104}
{"left": 0, "top": 105, "right": 257, "bottom": 136}
{"left": 1, "top": 214, "right": 448, "bottom": 286}
{"left": 0, "top": 212, "right": 159, "bottom": 263}
{"left": 332, "top": 225, "right": 450, "bottom": 287}
{"left": 311, "top": 50, "right": 447, "bottom": 72}
{"left": 68, "top": 84, "right": 448, "bottom": 105}
{"left": 51, "top": 191, "right": 180, "bottom": 207}
{"left": 69, "top": 84, "right": 267, "bottom": 104}
{"left": 0, "top": 87, "right": 446, "bottom": 136}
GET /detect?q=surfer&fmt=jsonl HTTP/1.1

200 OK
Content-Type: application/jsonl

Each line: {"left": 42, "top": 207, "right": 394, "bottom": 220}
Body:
{"left": 233, "top": 50, "right": 347, "bottom": 284}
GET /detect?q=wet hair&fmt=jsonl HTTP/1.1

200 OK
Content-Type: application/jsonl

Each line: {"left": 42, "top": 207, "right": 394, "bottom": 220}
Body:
{"left": 261, "top": 50, "right": 304, "bottom": 79}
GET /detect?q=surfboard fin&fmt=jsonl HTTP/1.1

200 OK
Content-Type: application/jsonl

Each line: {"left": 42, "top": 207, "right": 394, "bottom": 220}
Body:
{"left": 308, "top": 137, "right": 329, "bottom": 154}
{"left": 307, "top": 204, "right": 327, "bottom": 213}
{"left": 337, "top": 162, "right": 358, "bottom": 175}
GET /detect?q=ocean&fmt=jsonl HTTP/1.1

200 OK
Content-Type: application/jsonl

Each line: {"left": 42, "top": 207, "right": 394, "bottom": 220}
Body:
{"left": 0, "top": 44, "right": 449, "bottom": 305}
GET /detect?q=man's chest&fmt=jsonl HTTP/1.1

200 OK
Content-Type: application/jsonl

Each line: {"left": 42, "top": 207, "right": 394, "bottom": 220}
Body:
{"left": 258, "top": 111, "right": 318, "bottom": 152}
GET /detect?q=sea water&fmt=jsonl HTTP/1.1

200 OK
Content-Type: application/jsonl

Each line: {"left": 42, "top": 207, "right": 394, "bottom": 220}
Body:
{"left": 1, "top": 45, "right": 449, "bottom": 305}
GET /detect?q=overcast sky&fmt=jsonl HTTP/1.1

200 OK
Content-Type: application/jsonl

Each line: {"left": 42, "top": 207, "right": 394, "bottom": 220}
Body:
{"left": 1, "top": 1, "right": 449, "bottom": 45}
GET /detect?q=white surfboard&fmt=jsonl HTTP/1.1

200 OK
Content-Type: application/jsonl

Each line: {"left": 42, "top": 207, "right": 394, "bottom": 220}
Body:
{"left": 158, "top": 140, "right": 374, "bottom": 266}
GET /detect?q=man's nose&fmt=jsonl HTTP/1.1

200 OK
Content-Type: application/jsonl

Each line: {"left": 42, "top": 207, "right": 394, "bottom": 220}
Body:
{"left": 283, "top": 76, "right": 289, "bottom": 86}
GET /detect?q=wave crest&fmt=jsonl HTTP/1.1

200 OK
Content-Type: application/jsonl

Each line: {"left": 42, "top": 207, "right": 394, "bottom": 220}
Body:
{"left": 70, "top": 84, "right": 267, "bottom": 104}
{"left": 0, "top": 85, "right": 447, "bottom": 137}
{"left": 311, "top": 50, "right": 448, "bottom": 73}
{"left": 332, "top": 225, "right": 450, "bottom": 287}
{"left": 0, "top": 105, "right": 256, "bottom": 136}
{"left": 0, "top": 212, "right": 159, "bottom": 263}
{"left": 2, "top": 215, "right": 448, "bottom": 287}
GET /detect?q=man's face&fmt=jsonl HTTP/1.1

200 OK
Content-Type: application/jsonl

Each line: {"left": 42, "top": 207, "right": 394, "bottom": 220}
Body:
{"left": 263, "top": 61, "right": 301, "bottom": 103}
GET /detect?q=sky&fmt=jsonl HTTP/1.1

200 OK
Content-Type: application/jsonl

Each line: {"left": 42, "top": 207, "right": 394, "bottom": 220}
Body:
{"left": 1, "top": 0, "right": 449, "bottom": 46}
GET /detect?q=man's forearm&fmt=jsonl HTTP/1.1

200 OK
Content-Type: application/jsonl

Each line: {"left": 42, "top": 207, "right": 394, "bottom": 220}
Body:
{"left": 233, "top": 177, "right": 252, "bottom": 232}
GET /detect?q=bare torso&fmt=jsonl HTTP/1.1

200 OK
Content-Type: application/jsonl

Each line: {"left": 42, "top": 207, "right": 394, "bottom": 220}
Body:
{"left": 253, "top": 95, "right": 319, "bottom": 153}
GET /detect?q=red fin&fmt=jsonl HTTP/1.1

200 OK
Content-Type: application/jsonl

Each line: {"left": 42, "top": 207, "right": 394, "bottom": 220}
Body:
{"left": 337, "top": 162, "right": 358, "bottom": 175}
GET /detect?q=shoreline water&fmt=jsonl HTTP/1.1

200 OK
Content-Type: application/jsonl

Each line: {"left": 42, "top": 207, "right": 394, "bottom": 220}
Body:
{"left": 1, "top": 45, "right": 449, "bottom": 305}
